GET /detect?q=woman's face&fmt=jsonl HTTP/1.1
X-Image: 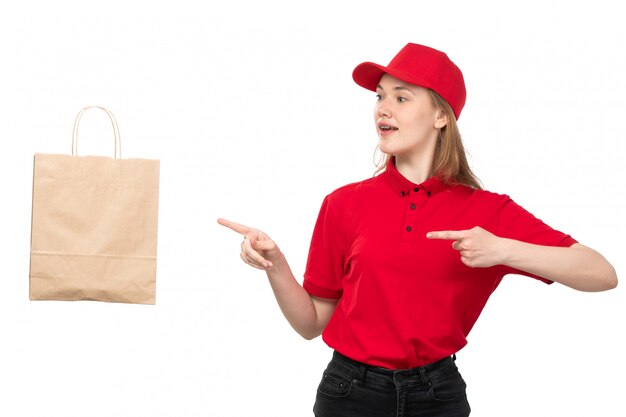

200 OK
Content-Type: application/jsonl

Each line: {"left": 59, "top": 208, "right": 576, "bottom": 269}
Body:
{"left": 374, "top": 74, "right": 443, "bottom": 158}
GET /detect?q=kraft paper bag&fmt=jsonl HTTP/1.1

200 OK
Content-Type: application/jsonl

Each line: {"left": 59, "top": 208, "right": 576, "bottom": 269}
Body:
{"left": 29, "top": 106, "right": 160, "bottom": 304}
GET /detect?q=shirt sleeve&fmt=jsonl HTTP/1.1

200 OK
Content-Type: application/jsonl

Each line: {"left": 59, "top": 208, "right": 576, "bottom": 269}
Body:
{"left": 303, "top": 195, "right": 346, "bottom": 299}
{"left": 494, "top": 196, "right": 578, "bottom": 284}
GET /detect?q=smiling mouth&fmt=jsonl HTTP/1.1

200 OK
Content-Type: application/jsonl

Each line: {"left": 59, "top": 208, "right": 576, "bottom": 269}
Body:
{"left": 379, "top": 125, "right": 398, "bottom": 132}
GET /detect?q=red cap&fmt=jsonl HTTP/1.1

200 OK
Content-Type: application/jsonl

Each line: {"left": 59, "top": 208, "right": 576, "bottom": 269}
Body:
{"left": 352, "top": 43, "right": 466, "bottom": 119}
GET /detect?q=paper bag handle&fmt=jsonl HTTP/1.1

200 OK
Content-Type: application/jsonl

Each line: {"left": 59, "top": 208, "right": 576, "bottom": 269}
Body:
{"left": 72, "top": 106, "right": 122, "bottom": 158}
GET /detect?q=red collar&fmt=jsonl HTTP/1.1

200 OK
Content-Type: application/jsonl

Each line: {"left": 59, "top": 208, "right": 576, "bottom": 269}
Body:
{"left": 380, "top": 157, "right": 450, "bottom": 198}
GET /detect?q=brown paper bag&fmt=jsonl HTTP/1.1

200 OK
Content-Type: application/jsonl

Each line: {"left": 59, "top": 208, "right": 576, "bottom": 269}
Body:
{"left": 29, "top": 106, "right": 160, "bottom": 304}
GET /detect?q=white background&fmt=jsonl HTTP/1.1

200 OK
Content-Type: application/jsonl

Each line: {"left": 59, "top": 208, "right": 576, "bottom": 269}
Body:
{"left": 1, "top": 1, "right": 624, "bottom": 416}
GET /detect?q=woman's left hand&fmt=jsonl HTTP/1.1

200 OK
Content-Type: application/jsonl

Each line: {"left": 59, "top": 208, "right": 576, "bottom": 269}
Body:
{"left": 428, "top": 227, "right": 617, "bottom": 291}
{"left": 427, "top": 226, "right": 507, "bottom": 268}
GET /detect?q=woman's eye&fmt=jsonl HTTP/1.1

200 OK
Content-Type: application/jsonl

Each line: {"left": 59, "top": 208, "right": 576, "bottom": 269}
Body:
{"left": 397, "top": 96, "right": 407, "bottom": 103}
{"left": 375, "top": 94, "right": 383, "bottom": 101}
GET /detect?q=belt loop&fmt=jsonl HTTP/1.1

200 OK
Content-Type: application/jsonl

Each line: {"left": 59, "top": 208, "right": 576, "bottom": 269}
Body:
{"left": 355, "top": 361, "right": 367, "bottom": 384}
{"left": 418, "top": 367, "right": 430, "bottom": 387}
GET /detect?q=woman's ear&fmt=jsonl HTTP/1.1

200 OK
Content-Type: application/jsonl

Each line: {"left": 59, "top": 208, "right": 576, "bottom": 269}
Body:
{"left": 434, "top": 110, "right": 448, "bottom": 129}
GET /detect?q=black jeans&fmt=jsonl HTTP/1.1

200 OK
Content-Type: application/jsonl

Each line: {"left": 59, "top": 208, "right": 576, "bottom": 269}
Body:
{"left": 313, "top": 351, "right": 471, "bottom": 417}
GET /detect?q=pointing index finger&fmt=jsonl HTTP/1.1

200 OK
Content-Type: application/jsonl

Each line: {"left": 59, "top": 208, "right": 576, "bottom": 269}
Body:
{"left": 426, "top": 230, "right": 467, "bottom": 240}
{"left": 217, "top": 218, "right": 253, "bottom": 236}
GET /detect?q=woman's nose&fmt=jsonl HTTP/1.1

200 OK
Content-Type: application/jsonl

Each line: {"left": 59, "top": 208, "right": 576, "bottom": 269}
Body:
{"left": 376, "top": 102, "right": 391, "bottom": 118}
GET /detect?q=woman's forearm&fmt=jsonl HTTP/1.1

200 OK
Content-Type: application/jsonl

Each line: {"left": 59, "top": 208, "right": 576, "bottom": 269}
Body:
{"left": 427, "top": 227, "right": 617, "bottom": 292}
{"left": 501, "top": 241, "right": 617, "bottom": 292}
{"left": 265, "top": 253, "right": 337, "bottom": 339}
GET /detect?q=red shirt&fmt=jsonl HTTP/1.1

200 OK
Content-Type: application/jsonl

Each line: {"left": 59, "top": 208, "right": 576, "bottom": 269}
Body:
{"left": 303, "top": 158, "right": 576, "bottom": 369}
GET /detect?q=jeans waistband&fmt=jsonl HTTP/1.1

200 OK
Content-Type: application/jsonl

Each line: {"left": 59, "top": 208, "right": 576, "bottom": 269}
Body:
{"left": 330, "top": 351, "right": 458, "bottom": 389}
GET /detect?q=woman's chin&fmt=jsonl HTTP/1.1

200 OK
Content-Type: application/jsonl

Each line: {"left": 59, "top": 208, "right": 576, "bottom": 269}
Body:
{"left": 378, "top": 141, "right": 396, "bottom": 155}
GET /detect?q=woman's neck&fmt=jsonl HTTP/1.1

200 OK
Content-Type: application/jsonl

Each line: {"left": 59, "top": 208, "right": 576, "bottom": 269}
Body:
{"left": 394, "top": 152, "right": 435, "bottom": 184}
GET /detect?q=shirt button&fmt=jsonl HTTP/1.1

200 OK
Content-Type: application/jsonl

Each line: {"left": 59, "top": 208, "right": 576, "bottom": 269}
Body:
{"left": 406, "top": 226, "right": 412, "bottom": 232}
{"left": 400, "top": 191, "right": 406, "bottom": 197}
{"left": 413, "top": 187, "right": 419, "bottom": 192}
{"left": 410, "top": 204, "right": 416, "bottom": 210}
{"left": 427, "top": 191, "right": 431, "bottom": 197}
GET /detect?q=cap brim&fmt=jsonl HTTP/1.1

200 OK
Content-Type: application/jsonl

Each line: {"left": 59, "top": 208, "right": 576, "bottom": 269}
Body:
{"left": 352, "top": 62, "right": 387, "bottom": 91}
{"left": 352, "top": 61, "right": 436, "bottom": 93}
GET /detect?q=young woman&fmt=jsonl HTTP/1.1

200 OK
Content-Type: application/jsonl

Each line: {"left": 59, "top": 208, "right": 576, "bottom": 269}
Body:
{"left": 218, "top": 43, "right": 617, "bottom": 417}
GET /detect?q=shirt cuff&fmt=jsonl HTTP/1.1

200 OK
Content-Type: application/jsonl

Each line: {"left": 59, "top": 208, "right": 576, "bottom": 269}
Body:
{"left": 303, "top": 280, "right": 342, "bottom": 299}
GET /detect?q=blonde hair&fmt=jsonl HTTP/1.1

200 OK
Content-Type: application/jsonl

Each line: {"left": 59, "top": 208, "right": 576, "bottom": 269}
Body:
{"left": 374, "top": 89, "right": 482, "bottom": 190}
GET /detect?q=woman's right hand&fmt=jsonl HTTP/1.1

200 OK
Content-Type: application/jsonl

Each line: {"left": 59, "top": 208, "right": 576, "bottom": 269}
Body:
{"left": 218, "top": 218, "right": 338, "bottom": 339}
{"left": 217, "top": 218, "right": 282, "bottom": 270}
